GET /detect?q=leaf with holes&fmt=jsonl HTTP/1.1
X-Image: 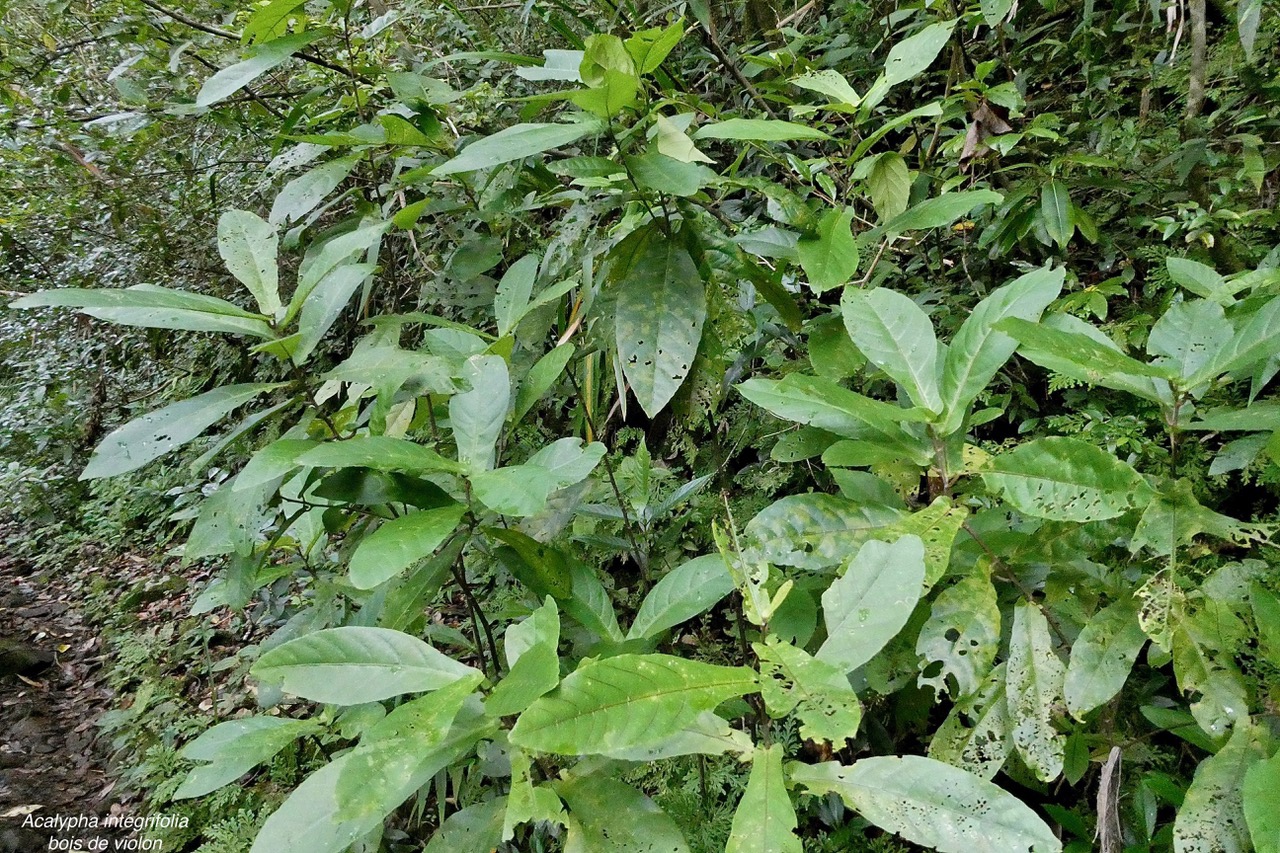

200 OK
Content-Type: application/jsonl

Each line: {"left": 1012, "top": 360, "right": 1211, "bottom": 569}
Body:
{"left": 1174, "top": 722, "right": 1268, "bottom": 853}
{"left": 1007, "top": 603, "right": 1066, "bottom": 782}
{"left": 509, "top": 654, "right": 756, "bottom": 755}
{"left": 1064, "top": 599, "right": 1146, "bottom": 719}
{"left": 744, "top": 494, "right": 902, "bottom": 572}
{"left": 929, "top": 663, "right": 1012, "bottom": 779}
{"left": 614, "top": 228, "right": 706, "bottom": 417}
{"left": 817, "top": 536, "right": 926, "bottom": 672}
{"left": 916, "top": 573, "right": 1000, "bottom": 700}
{"left": 727, "top": 744, "right": 802, "bottom": 853}
{"left": 982, "top": 436, "right": 1151, "bottom": 522}
{"left": 1244, "top": 748, "right": 1280, "bottom": 853}
{"left": 790, "top": 756, "right": 1061, "bottom": 852}
{"left": 756, "top": 639, "right": 862, "bottom": 746}
{"left": 1147, "top": 299, "right": 1232, "bottom": 388}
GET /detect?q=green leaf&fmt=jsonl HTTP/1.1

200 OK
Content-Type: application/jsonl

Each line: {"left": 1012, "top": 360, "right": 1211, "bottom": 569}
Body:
{"left": 626, "top": 149, "right": 715, "bottom": 197}
{"left": 614, "top": 227, "right": 706, "bottom": 417}
{"left": 1007, "top": 603, "right": 1066, "bottom": 782}
{"left": 251, "top": 626, "right": 480, "bottom": 704}
{"left": 982, "top": 436, "right": 1150, "bottom": 522}
{"left": 514, "top": 343, "right": 575, "bottom": 423}
{"left": 289, "top": 220, "right": 387, "bottom": 323}
{"left": 744, "top": 494, "right": 901, "bottom": 571}
{"left": 1039, "top": 179, "right": 1073, "bottom": 248}
{"left": 737, "top": 374, "right": 928, "bottom": 438}
{"left": 1253, "top": 583, "right": 1280, "bottom": 669}
{"left": 296, "top": 436, "right": 462, "bottom": 474}
{"left": 790, "top": 68, "right": 862, "bottom": 107}
{"left": 471, "top": 438, "right": 605, "bottom": 516}
{"left": 217, "top": 210, "right": 281, "bottom": 316}
{"left": 842, "top": 287, "right": 943, "bottom": 413}
{"left": 175, "top": 717, "right": 320, "bottom": 799}
{"left": 791, "top": 755, "right": 1061, "bottom": 853}
{"left": 1166, "top": 257, "right": 1236, "bottom": 304}
{"left": 981, "top": 0, "right": 1014, "bottom": 26}
{"left": 939, "top": 266, "right": 1064, "bottom": 434}
{"left": 625, "top": 20, "right": 684, "bottom": 74}
{"left": 424, "top": 798, "right": 507, "bottom": 853}
{"left": 434, "top": 120, "right": 603, "bottom": 175}
{"left": 797, "top": 207, "right": 859, "bottom": 293}
{"left": 270, "top": 156, "right": 359, "bottom": 225}
{"left": 1174, "top": 722, "right": 1268, "bottom": 853}
{"left": 503, "top": 748, "right": 565, "bottom": 839}
{"left": 755, "top": 639, "right": 862, "bottom": 746}
{"left": 82, "top": 383, "right": 280, "bottom": 479}
{"left": 557, "top": 773, "right": 691, "bottom": 853}
{"left": 450, "top": 354, "right": 510, "bottom": 472}
{"left": 867, "top": 153, "right": 911, "bottom": 222}
{"left": 197, "top": 31, "right": 325, "bottom": 107}
{"left": 627, "top": 555, "right": 735, "bottom": 640}
{"left": 292, "top": 260, "right": 377, "bottom": 364}
{"left": 509, "top": 654, "right": 756, "bottom": 755}
{"left": 570, "top": 68, "right": 641, "bottom": 118}
{"left": 916, "top": 573, "right": 1000, "bottom": 700}
{"left": 929, "top": 663, "right": 1011, "bottom": 779}
{"left": 1064, "top": 599, "right": 1147, "bottom": 719}
{"left": 1244, "top": 749, "right": 1280, "bottom": 853}
{"left": 1190, "top": 296, "right": 1280, "bottom": 385}
{"left": 486, "top": 598, "right": 561, "bottom": 717}
{"left": 241, "top": 0, "right": 308, "bottom": 43}
{"left": 883, "top": 497, "right": 965, "bottom": 587}
{"left": 998, "top": 315, "right": 1170, "bottom": 402}
{"left": 348, "top": 505, "right": 465, "bottom": 590}
{"left": 10, "top": 285, "right": 274, "bottom": 338}
{"left": 654, "top": 113, "right": 713, "bottom": 163}
{"left": 693, "top": 119, "right": 831, "bottom": 141}
{"left": 880, "top": 21, "right": 957, "bottom": 89}
{"left": 494, "top": 254, "right": 539, "bottom": 338}
{"left": 1238, "top": 0, "right": 1262, "bottom": 59}
{"left": 234, "top": 438, "right": 318, "bottom": 491}
{"left": 883, "top": 190, "right": 1003, "bottom": 234}
{"left": 817, "top": 536, "right": 926, "bottom": 671}
{"left": 727, "top": 744, "right": 802, "bottom": 853}
{"left": 1148, "top": 299, "right": 1233, "bottom": 385}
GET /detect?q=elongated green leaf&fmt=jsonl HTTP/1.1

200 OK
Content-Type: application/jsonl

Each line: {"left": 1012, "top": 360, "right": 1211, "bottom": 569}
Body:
{"left": 470, "top": 437, "right": 604, "bottom": 516}
{"left": 296, "top": 435, "right": 462, "bottom": 473}
{"left": 744, "top": 493, "right": 901, "bottom": 571}
{"left": 884, "top": 190, "right": 1003, "bottom": 234}
{"left": 175, "top": 717, "right": 320, "bottom": 799}
{"left": 514, "top": 342, "right": 575, "bottom": 423}
{"left": 1174, "top": 722, "right": 1268, "bottom": 853}
{"left": 1166, "top": 257, "right": 1235, "bottom": 304}
{"left": 929, "top": 663, "right": 1011, "bottom": 779}
{"left": 867, "top": 152, "right": 910, "bottom": 221}
{"left": 234, "top": 438, "right": 318, "bottom": 491}
{"left": 982, "top": 436, "right": 1150, "bottom": 522}
{"left": 727, "top": 744, "right": 802, "bottom": 853}
{"left": 1238, "top": 0, "right": 1262, "bottom": 59}
{"left": 1039, "top": 179, "right": 1073, "bottom": 248}
{"left": 654, "top": 113, "right": 713, "bottom": 163}
{"left": 486, "top": 598, "right": 561, "bottom": 717}
{"left": 627, "top": 555, "right": 735, "bottom": 640}
{"left": 693, "top": 119, "right": 830, "bottom": 141}
{"left": 738, "top": 373, "right": 927, "bottom": 438}
{"left": 292, "top": 261, "right": 375, "bottom": 364}
{"left": 10, "top": 285, "right": 274, "bottom": 338}
{"left": 798, "top": 207, "right": 859, "bottom": 293}
{"left": 1064, "top": 599, "right": 1146, "bottom": 719}
{"left": 842, "top": 287, "right": 943, "bottom": 413}
{"left": 509, "top": 654, "right": 756, "bottom": 754}
{"left": 503, "top": 748, "right": 565, "bottom": 839}
{"left": 270, "top": 155, "right": 358, "bottom": 225}
{"left": 217, "top": 210, "right": 281, "bottom": 316}
{"left": 434, "top": 120, "right": 603, "bottom": 175}
{"left": 817, "top": 536, "right": 926, "bottom": 671}
{"left": 791, "top": 756, "right": 1061, "bottom": 853}
{"left": 614, "top": 228, "right": 706, "bottom": 417}
{"left": 791, "top": 68, "right": 861, "bottom": 107}
{"left": 1007, "top": 603, "right": 1066, "bottom": 782}
{"left": 939, "top": 266, "right": 1063, "bottom": 433}
{"left": 916, "top": 573, "right": 1000, "bottom": 700}
{"left": 881, "top": 21, "right": 957, "bottom": 89}
{"left": 998, "top": 315, "right": 1170, "bottom": 402}
{"left": 755, "top": 639, "right": 862, "bottom": 746}
{"left": 1148, "top": 299, "right": 1232, "bottom": 385}
{"left": 1244, "top": 750, "right": 1280, "bottom": 853}
{"left": 981, "top": 0, "right": 1014, "bottom": 26}
{"left": 450, "top": 354, "right": 510, "bottom": 472}
{"left": 198, "top": 31, "right": 324, "bottom": 107}
{"left": 494, "top": 254, "right": 539, "bottom": 338}
{"left": 251, "top": 626, "right": 479, "bottom": 704}
{"left": 83, "top": 383, "right": 279, "bottom": 479}
{"left": 1189, "top": 402, "right": 1280, "bottom": 432}
{"left": 1191, "top": 296, "right": 1280, "bottom": 385}
{"left": 558, "top": 773, "right": 691, "bottom": 853}
{"left": 348, "top": 505, "right": 465, "bottom": 590}
{"left": 424, "top": 798, "right": 507, "bottom": 853}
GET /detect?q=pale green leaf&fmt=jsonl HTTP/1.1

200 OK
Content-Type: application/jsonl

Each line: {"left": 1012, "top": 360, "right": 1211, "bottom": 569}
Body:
{"left": 881, "top": 21, "right": 958, "bottom": 89}
{"left": 434, "top": 120, "right": 603, "bottom": 175}
{"left": 981, "top": 0, "right": 1014, "bottom": 26}
{"left": 9, "top": 285, "right": 274, "bottom": 338}
{"left": 450, "top": 354, "right": 510, "bottom": 472}
{"left": 1148, "top": 299, "right": 1233, "bottom": 385}
{"left": 197, "top": 31, "right": 324, "bottom": 107}
{"left": 627, "top": 555, "right": 734, "bottom": 640}
{"left": 791, "top": 755, "right": 1061, "bottom": 852}
{"left": 693, "top": 118, "right": 831, "bottom": 141}
{"left": 982, "top": 436, "right": 1150, "bottom": 522}
{"left": 1039, "top": 179, "right": 1073, "bottom": 248}
{"left": 471, "top": 437, "right": 604, "bottom": 516}
{"left": 494, "top": 254, "right": 539, "bottom": 338}
{"left": 175, "top": 717, "right": 320, "bottom": 799}
{"left": 1174, "top": 722, "right": 1268, "bottom": 853}
{"left": 929, "top": 663, "right": 1011, "bottom": 779}
{"left": 743, "top": 493, "right": 902, "bottom": 571}
{"left": 486, "top": 598, "right": 561, "bottom": 717}
{"left": 737, "top": 373, "right": 928, "bottom": 438}
{"left": 1064, "top": 599, "right": 1147, "bottom": 719}
{"left": 790, "top": 69, "right": 861, "bottom": 107}
{"left": 293, "top": 261, "right": 376, "bottom": 364}
{"left": 296, "top": 435, "right": 463, "bottom": 473}
{"left": 755, "top": 639, "right": 862, "bottom": 746}
{"left": 867, "top": 152, "right": 910, "bottom": 222}
{"left": 251, "top": 626, "right": 480, "bottom": 704}
{"left": 1238, "top": 0, "right": 1262, "bottom": 59}
{"left": 1191, "top": 296, "right": 1280, "bottom": 386}
{"left": 655, "top": 113, "right": 714, "bottom": 163}
{"left": 1007, "top": 603, "right": 1066, "bottom": 782}
{"left": 817, "top": 536, "right": 926, "bottom": 671}
{"left": 270, "top": 155, "right": 359, "bottom": 225}
{"left": 348, "top": 505, "right": 465, "bottom": 590}
{"left": 424, "top": 798, "right": 507, "bottom": 853}
{"left": 727, "top": 744, "right": 802, "bottom": 853}
{"left": 558, "top": 773, "right": 691, "bottom": 853}
{"left": 1243, "top": 749, "right": 1280, "bottom": 853}
{"left": 217, "top": 210, "right": 281, "bottom": 316}
{"left": 884, "top": 189, "right": 1003, "bottom": 234}
{"left": 509, "top": 654, "right": 756, "bottom": 754}
{"left": 841, "top": 287, "right": 943, "bottom": 413}
{"left": 916, "top": 574, "right": 1000, "bottom": 700}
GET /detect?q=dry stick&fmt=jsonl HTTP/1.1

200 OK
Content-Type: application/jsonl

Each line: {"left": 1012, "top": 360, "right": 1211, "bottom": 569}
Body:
{"left": 453, "top": 560, "right": 499, "bottom": 678}
{"left": 961, "top": 520, "right": 1072, "bottom": 647}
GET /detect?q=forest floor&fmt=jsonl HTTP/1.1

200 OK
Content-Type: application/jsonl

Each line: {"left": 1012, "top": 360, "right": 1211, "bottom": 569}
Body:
{"left": 0, "top": 542, "right": 140, "bottom": 852}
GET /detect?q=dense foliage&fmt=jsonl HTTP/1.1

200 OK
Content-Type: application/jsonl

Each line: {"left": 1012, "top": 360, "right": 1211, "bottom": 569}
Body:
{"left": 4, "top": 0, "right": 1280, "bottom": 850}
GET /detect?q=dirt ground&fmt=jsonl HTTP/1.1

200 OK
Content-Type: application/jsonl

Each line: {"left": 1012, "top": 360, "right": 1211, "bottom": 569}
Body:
{"left": 0, "top": 550, "right": 138, "bottom": 852}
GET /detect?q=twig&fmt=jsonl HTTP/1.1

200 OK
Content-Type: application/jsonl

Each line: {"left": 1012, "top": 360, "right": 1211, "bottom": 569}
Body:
{"left": 962, "top": 520, "right": 1072, "bottom": 646}
{"left": 697, "top": 27, "right": 778, "bottom": 119}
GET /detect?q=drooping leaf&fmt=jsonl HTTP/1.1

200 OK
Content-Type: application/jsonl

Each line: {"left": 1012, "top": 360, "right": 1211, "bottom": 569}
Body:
{"left": 614, "top": 227, "right": 706, "bottom": 417}
{"left": 1243, "top": 749, "right": 1280, "bottom": 853}
{"left": 1174, "top": 722, "right": 1268, "bottom": 853}
{"left": 791, "top": 756, "right": 1061, "bottom": 853}
{"left": 251, "top": 626, "right": 480, "bottom": 704}
{"left": 10, "top": 285, "right": 274, "bottom": 338}
{"left": 1007, "top": 603, "right": 1066, "bottom": 782}
{"left": 627, "top": 554, "right": 735, "bottom": 640}
{"left": 916, "top": 573, "right": 1000, "bottom": 700}
{"left": 743, "top": 493, "right": 901, "bottom": 572}
{"left": 197, "top": 31, "right": 325, "bottom": 107}
{"left": 270, "top": 155, "right": 359, "bottom": 225}
{"left": 841, "top": 287, "right": 943, "bottom": 413}
{"left": 450, "top": 354, "right": 510, "bottom": 472}
{"left": 726, "top": 744, "right": 802, "bottom": 853}
{"left": 348, "top": 504, "right": 465, "bottom": 590}
{"left": 880, "top": 21, "right": 958, "bottom": 89}
{"left": 509, "top": 654, "right": 756, "bottom": 755}
{"left": 797, "top": 207, "right": 859, "bottom": 293}
{"left": 1039, "top": 179, "right": 1073, "bottom": 248}
{"left": 82, "top": 383, "right": 281, "bottom": 479}
{"left": 929, "top": 663, "right": 1012, "bottom": 779}
{"left": 1064, "top": 599, "right": 1147, "bottom": 719}
{"left": 217, "top": 210, "right": 281, "bottom": 316}
{"left": 817, "top": 536, "right": 927, "bottom": 672}
{"left": 866, "top": 152, "right": 911, "bottom": 222}
{"left": 423, "top": 798, "right": 508, "bottom": 853}
{"left": 175, "top": 717, "right": 321, "bottom": 799}
{"left": 494, "top": 254, "right": 540, "bottom": 338}
{"left": 433, "top": 120, "right": 603, "bottom": 175}
{"left": 982, "top": 436, "right": 1151, "bottom": 522}
{"left": 557, "top": 773, "right": 691, "bottom": 853}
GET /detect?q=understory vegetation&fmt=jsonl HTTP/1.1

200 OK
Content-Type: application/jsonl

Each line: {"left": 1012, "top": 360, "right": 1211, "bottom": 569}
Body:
{"left": 3, "top": 0, "right": 1280, "bottom": 849}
